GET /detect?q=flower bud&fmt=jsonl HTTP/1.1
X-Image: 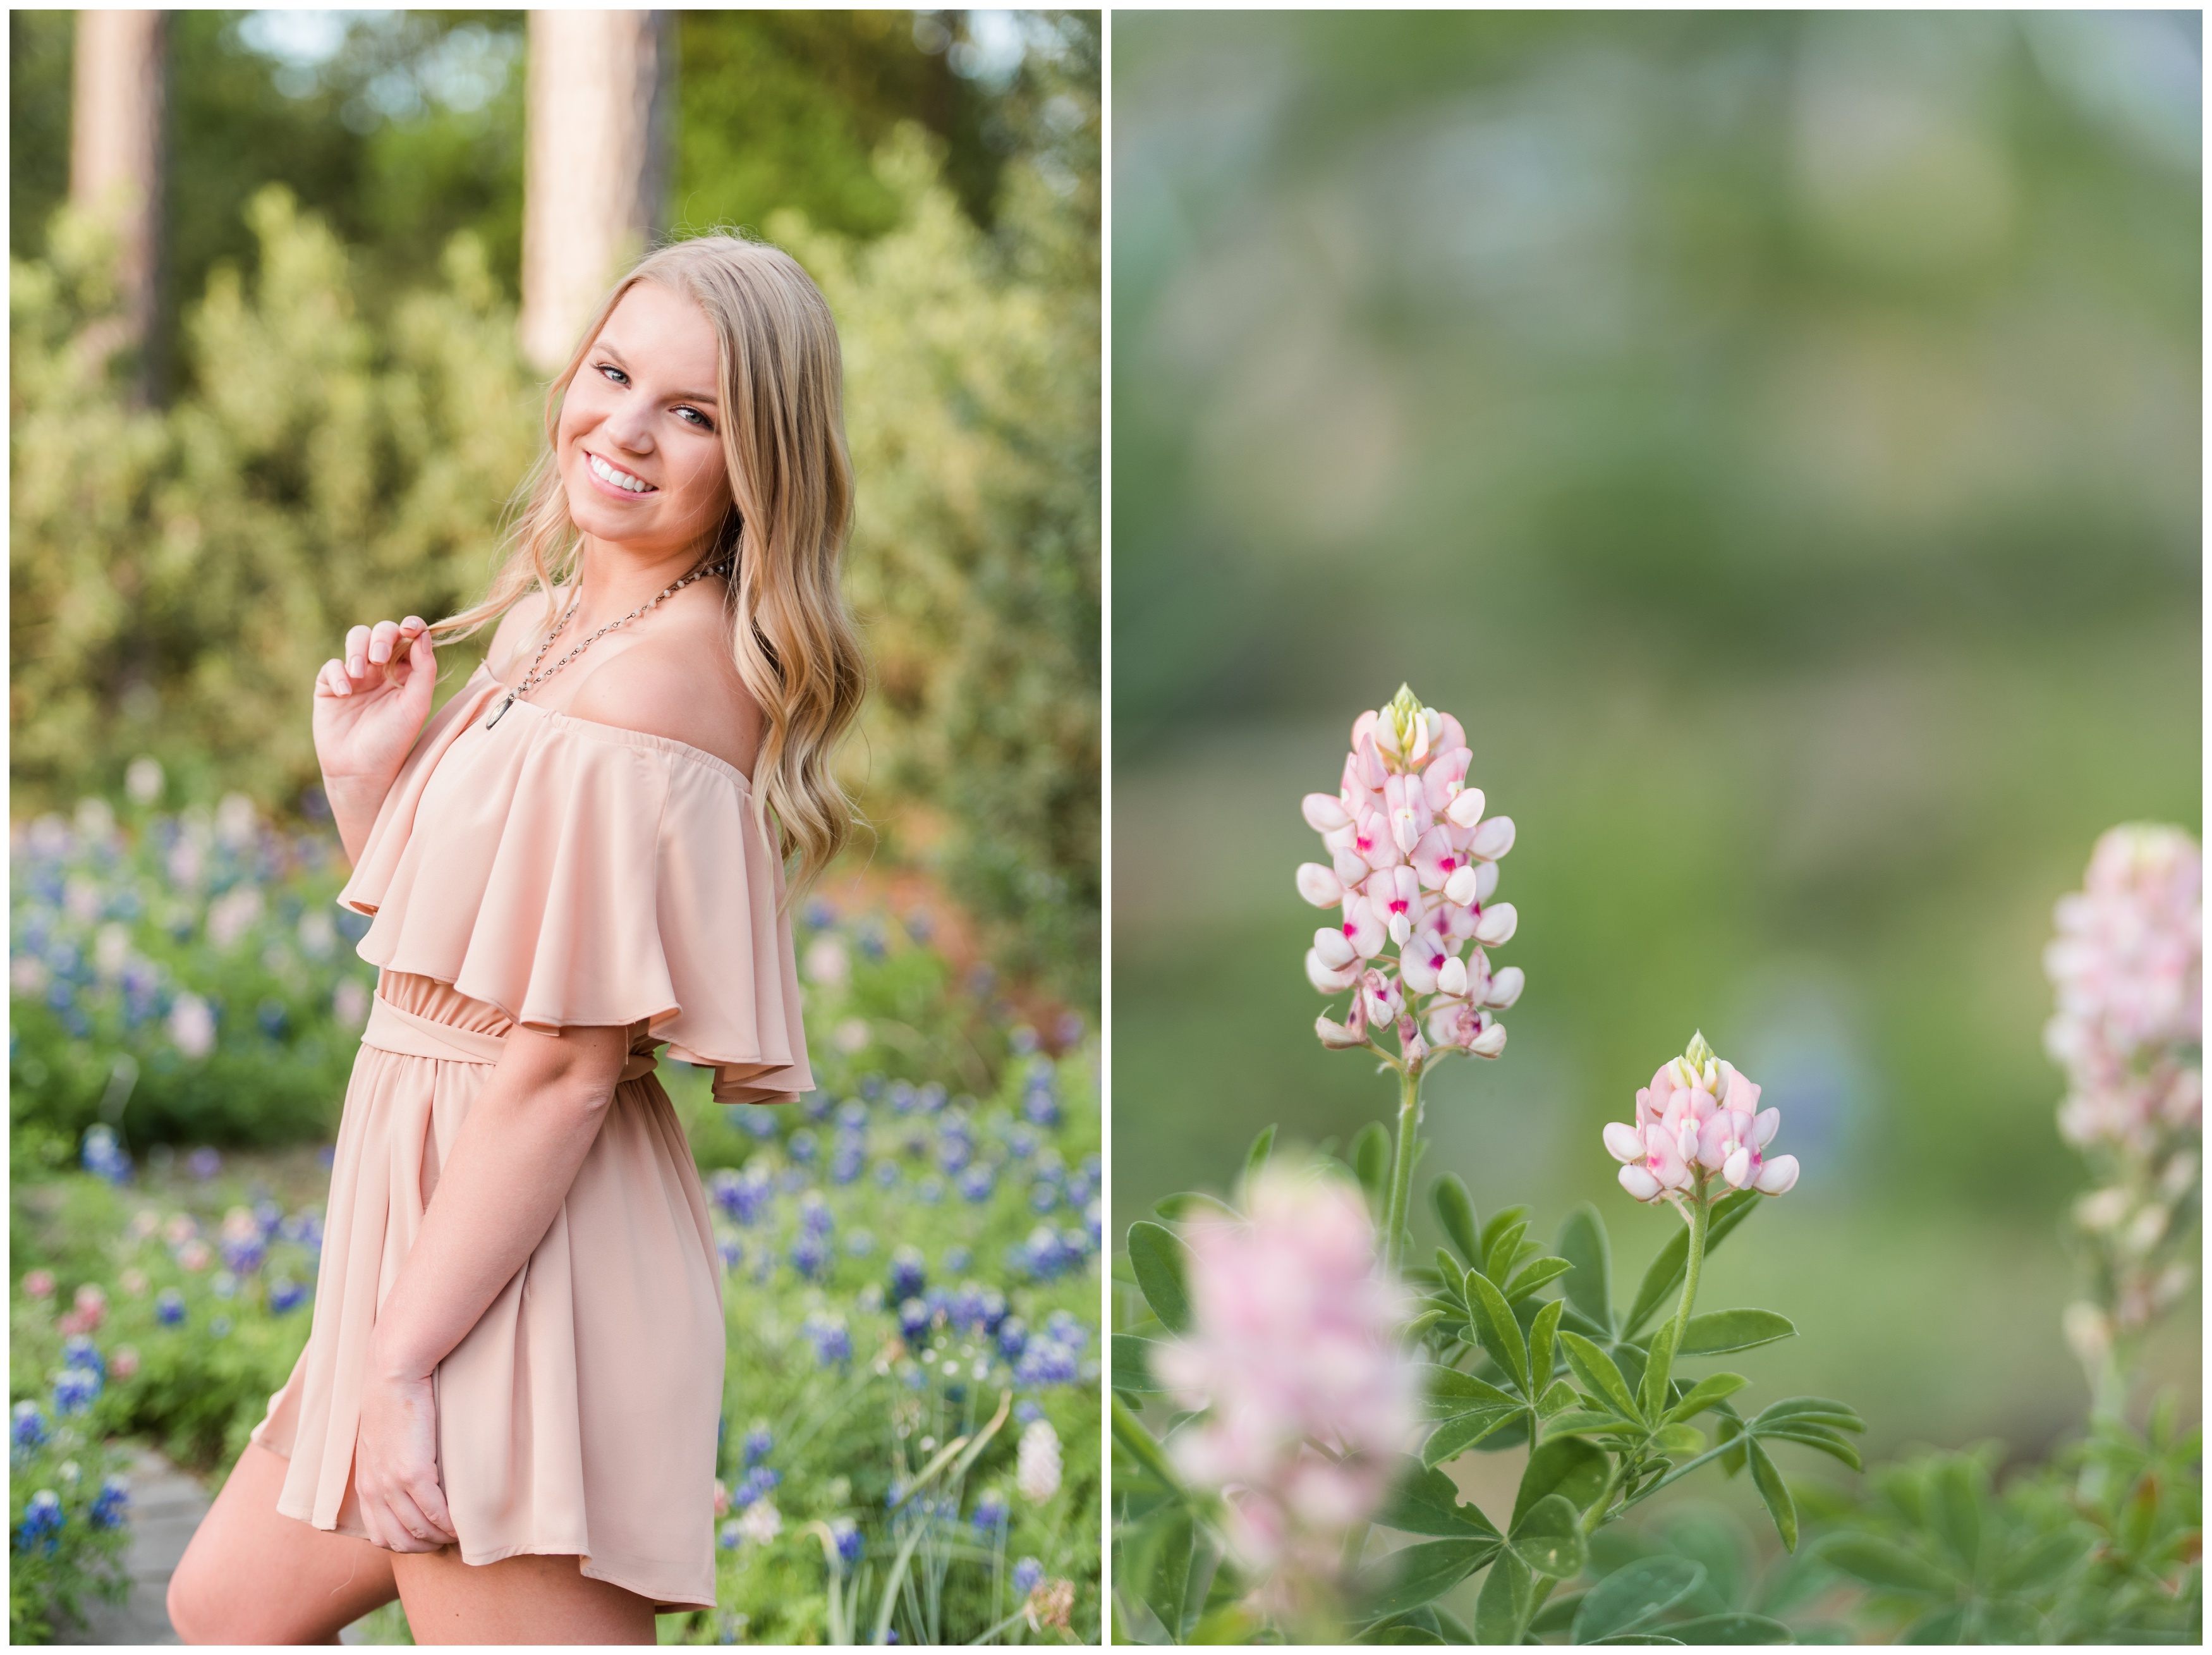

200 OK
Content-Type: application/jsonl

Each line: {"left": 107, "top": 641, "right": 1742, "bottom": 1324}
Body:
{"left": 1315, "top": 1015, "right": 1366, "bottom": 1049}
{"left": 1473, "top": 903, "right": 1518, "bottom": 946}
{"left": 1303, "top": 793, "right": 1352, "bottom": 833}
{"left": 1296, "top": 864, "right": 1343, "bottom": 908}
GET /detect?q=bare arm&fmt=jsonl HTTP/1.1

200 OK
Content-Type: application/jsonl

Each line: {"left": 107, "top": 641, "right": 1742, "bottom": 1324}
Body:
{"left": 349, "top": 1021, "right": 628, "bottom": 1552}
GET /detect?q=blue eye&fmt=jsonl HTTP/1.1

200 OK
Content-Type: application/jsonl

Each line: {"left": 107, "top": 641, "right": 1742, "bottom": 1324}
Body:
{"left": 597, "top": 363, "right": 628, "bottom": 385}
{"left": 676, "top": 406, "right": 712, "bottom": 429}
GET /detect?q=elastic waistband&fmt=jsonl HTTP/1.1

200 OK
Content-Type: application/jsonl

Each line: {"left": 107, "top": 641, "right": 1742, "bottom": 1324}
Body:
{"left": 363, "top": 996, "right": 659, "bottom": 1083}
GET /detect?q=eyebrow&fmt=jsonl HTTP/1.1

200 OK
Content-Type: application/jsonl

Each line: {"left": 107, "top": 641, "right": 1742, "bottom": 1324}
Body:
{"left": 592, "top": 338, "right": 720, "bottom": 405}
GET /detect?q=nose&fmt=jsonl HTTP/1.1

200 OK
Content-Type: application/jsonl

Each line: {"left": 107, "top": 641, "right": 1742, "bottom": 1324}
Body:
{"left": 600, "top": 394, "right": 656, "bottom": 456}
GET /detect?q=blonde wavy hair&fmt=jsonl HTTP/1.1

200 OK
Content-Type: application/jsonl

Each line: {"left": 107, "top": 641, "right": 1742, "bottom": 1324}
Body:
{"left": 434, "top": 233, "right": 867, "bottom": 889}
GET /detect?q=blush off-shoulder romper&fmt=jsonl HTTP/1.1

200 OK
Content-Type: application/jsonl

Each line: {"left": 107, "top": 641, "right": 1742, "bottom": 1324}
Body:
{"left": 250, "top": 660, "right": 812, "bottom": 1610}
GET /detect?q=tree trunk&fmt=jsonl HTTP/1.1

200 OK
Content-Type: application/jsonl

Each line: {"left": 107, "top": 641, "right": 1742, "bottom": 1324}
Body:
{"left": 70, "top": 8, "right": 165, "bottom": 398}
{"left": 518, "top": 9, "right": 676, "bottom": 374}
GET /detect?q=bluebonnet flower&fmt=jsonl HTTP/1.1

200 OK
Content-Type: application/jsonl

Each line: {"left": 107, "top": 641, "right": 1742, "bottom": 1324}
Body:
{"left": 971, "top": 1488, "right": 1008, "bottom": 1534}
{"left": 17, "top": 1489, "right": 64, "bottom": 1553}
{"left": 897, "top": 1297, "right": 931, "bottom": 1341}
{"left": 1028, "top": 1182, "right": 1059, "bottom": 1215}
{"left": 887, "top": 1079, "right": 915, "bottom": 1114}
{"left": 978, "top": 1287, "right": 1009, "bottom": 1332}
{"left": 1085, "top": 1200, "right": 1103, "bottom": 1251}
{"left": 60, "top": 1337, "right": 104, "bottom": 1381}
{"left": 1019, "top": 1227, "right": 1069, "bottom": 1281}
{"left": 935, "top": 1133, "right": 972, "bottom": 1175}
{"left": 830, "top": 1140, "right": 864, "bottom": 1185}
{"left": 1008, "top": 1125, "right": 1038, "bottom": 1160}
{"left": 1015, "top": 1402, "right": 1043, "bottom": 1426}
{"left": 904, "top": 908, "right": 935, "bottom": 943}
{"left": 943, "top": 1245, "right": 972, "bottom": 1274}
{"left": 958, "top": 1165, "right": 995, "bottom": 1204}
{"left": 1044, "top": 1310, "right": 1089, "bottom": 1350}
{"left": 872, "top": 1159, "right": 899, "bottom": 1189}
{"left": 803, "top": 1092, "right": 834, "bottom": 1123}
{"left": 804, "top": 898, "right": 836, "bottom": 930}
{"left": 949, "top": 1281, "right": 985, "bottom": 1332}
{"left": 220, "top": 1235, "right": 264, "bottom": 1273}
{"left": 252, "top": 1198, "right": 282, "bottom": 1235}
{"left": 777, "top": 1168, "right": 810, "bottom": 1195}
{"left": 718, "top": 1518, "right": 741, "bottom": 1549}
{"left": 1012, "top": 1556, "right": 1045, "bottom": 1596}
{"left": 837, "top": 1099, "right": 869, "bottom": 1132}
{"left": 831, "top": 1517, "right": 864, "bottom": 1565}
{"left": 997, "top": 1317, "right": 1029, "bottom": 1362}
{"left": 789, "top": 1233, "right": 831, "bottom": 1281}
{"left": 53, "top": 1366, "right": 101, "bottom": 1415}
{"left": 80, "top": 1125, "right": 132, "bottom": 1184}
{"left": 1023, "top": 1084, "right": 1061, "bottom": 1130}
{"left": 798, "top": 1192, "right": 834, "bottom": 1237}
{"left": 13, "top": 1401, "right": 49, "bottom": 1456}
{"left": 1015, "top": 1337, "right": 1079, "bottom": 1388}
{"left": 717, "top": 1237, "right": 744, "bottom": 1272}
{"left": 154, "top": 1289, "right": 186, "bottom": 1327}
{"left": 1066, "top": 1172, "right": 1095, "bottom": 1207}
{"left": 89, "top": 1475, "right": 130, "bottom": 1530}
{"left": 731, "top": 1465, "right": 780, "bottom": 1508}
{"left": 801, "top": 1312, "right": 849, "bottom": 1367}
{"left": 736, "top": 1107, "right": 779, "bottom": 1140}
{"left": 787, "top": 1128, "right": 818, "bottom": 1164}
{"left": 856, "top": 923, "right": 886, "bottom": 961}
{"left": 269, "top": 1278, "right": 308, "bottom": 1315}
{"left": 920, "top": 1083, "right": 947, "bottom": 1113}
{"left": 741, "top": 1426, "right": 773, "bottom": 1468}
{"left": 889, "top": 1245, "right": 925, "bottom": 1302}
{"left": 860, "top": 1073, "right": 885, "bottom": 1102}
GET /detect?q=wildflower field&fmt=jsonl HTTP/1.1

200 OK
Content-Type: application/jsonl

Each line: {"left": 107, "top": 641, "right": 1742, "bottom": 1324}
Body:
{"left": 10, "top": 784, "right": 1102, "bottom": 1645}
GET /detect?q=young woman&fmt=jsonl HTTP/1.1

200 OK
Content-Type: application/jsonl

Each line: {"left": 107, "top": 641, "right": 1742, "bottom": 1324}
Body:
{"left": 167, "top": 235, "right": 866, "bottom": 1644}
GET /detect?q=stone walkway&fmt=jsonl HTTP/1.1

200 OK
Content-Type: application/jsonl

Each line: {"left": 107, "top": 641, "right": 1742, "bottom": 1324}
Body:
{"left": 52, "top": 1444, "right": 379, "bottom": 1645}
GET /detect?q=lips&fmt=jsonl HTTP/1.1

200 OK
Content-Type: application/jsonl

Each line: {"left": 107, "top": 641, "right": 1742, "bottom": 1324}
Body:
{"left": 584, "top": 448, "right": 657, "bottom": 495}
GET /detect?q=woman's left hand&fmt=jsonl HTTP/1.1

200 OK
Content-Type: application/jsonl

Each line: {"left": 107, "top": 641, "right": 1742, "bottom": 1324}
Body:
{"left": 352, "top": 1363, "right": 458, "bottom": 1554}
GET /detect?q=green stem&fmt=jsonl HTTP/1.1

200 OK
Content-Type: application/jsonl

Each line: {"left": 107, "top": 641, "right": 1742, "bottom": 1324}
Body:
{"left": 1669, "top": 1185, "right": 1711, "bottom": 1353}
{"left": 1382, "top": 1063, "right": 1423, "bottom": 1274}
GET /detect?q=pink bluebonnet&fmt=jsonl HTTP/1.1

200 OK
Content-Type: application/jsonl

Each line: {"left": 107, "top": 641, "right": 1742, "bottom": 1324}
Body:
{"left": 1153, "top": 1168, "right": 1418, "bottom": 1618}
{"left": 1299, "top": 686, "right": 1522, "bottom": 1068}
{"left": 1603, "top": 1032, "right": 1799, "bottom": 1204}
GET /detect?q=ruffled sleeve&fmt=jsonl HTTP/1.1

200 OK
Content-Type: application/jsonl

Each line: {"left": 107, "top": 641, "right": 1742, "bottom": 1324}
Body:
{"left": 337, "top": 669, "right": 813, "bottom": 1105}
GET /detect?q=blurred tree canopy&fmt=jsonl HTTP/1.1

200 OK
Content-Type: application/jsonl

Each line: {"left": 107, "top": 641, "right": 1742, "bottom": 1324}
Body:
{"left": 11, "top": 10, "right": 1100, "bottom": 1004}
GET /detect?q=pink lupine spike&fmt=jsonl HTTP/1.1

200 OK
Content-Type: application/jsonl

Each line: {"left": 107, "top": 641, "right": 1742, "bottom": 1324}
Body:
{"left": 1340, "top": 896, "right": 1385, "bottom": 960}
{"left": 1423, "top": 747, "right": 1471, "bottom": 814}
{"left": 1400, "top": 930, "right": 1450, "bottom": 996}
{"left": 1412, "top": 825, "right": 1461, "bottom": 891}
{"left": 1297, "top": 864, "right": 1343, "bottom": 908}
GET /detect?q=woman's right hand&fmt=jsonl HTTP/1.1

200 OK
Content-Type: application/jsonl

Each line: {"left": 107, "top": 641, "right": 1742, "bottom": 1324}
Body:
{"left": 313, "top": 618, "right": 437, "bottom": 790}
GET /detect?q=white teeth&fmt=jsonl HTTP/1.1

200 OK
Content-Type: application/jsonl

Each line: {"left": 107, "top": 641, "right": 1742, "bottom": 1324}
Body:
{"left": 588, "top": 452, "right": 652, "bottom": 493}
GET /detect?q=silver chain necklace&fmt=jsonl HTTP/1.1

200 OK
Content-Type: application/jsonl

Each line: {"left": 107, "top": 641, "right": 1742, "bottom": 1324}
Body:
{"left": 483, "top": 553, "right": 734, "bottom": 730}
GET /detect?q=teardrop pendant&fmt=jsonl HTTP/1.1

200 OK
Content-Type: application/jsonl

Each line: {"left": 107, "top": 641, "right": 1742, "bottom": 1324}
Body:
{"left": 485, "top": 693, "right": 514, "bottom": 730}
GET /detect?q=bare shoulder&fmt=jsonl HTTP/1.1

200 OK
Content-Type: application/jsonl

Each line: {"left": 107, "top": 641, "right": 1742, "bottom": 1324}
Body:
{"left": 485, "top": 585, "right": 574, "bottom": 682}
{"left": 564, "top": 630, "right": 762, "bottom": 778}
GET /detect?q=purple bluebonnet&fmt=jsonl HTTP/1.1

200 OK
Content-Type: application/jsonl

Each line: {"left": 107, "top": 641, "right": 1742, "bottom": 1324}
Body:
{"left": 741, "top": 1426, "right": 773, "bottom": 1468}
{"left": 948, "top": 1281, "right": 986, "bottom": 1332}
{"left": 1062, "top": 1226, "right": 1094, "bottom": 1261}
{"left": 836, "top": 1099, "right": 869, "bottom": 1132}
{"left": 17, "top": 1489, "right": 64, "bottom": 1553}
{"left": 919, "top": 1082, "right": 948, "bottom": 1113}
{"left": 889, "top": 1080, "right": 916, "bottom": 1115}
{"left": 1007, "top": 1125, "right": 1038, "bottom": 1160}
{"left": 1015, "top": 1337, "right": 1079, "bottom": 1388}
{"left": 60, "top": 1337, "right": 104, "bottom": 1380}
{"left": 1066, "top": 1171, "right": 1095, "bottom": 1207}
{"left": 897, "top": 1297, "right": 932, "bottom": 1340}
{"left": 253, "top": 1198, "right": 282, "bottom": 1234}
{"left": 801, "top": 1312, "right": 850, "bottom": 1367}
{"left": 997, "top": 1317, "right": 1029, "bottom": 1362}
{"left": 860, "top": 1073, "right": 885, "bottom": 1102}
{"left": 1012, "top": 1556, "right": 1045, "bottom": 1596}
{"left": 717, "top": 1237, "right": 744, "bottom": 1272}
{"left": 269, "top": 1278, "right": 308, "bottom": 1315}
{"left": 13, "top": 1401, "right": 49, "bottom": 1455}
{"left": 958, "top": 1165, "right": 996, "bottom": 1204}
{"left": 787, "top": 1129, "right": 818, "bottom": 1164}
{"left": 1019, "top": 1227, "right": 1070, "bottom": 1281}
{"left": 831, "top": 1517, "right": 864, "bottom": 1565}
{"left": 935, "top": 1132, "right": 973, "bottom": 1175}
{"left": 80, "top": 1125, "right": 132, "bottom": 1184}
{"left": 717, "top": 1518, "right": 741, "bottom": 1549}
{"left": 154, "top": 1289, "right": 186, "bottom": 1327}
{"left": 731, "top": 1465, "right": 781, "bottom": 1508}
{"left": 1014, "top": 1402, "right": 1043, "bottom": 1426}
{"left": 1028, "top": 1182, "right": 1059, "bottom": 1215}
{"left": 789, "top": 1233, "right": 831, "bottom": 1281}
{"left": 803, "top": 1090, "right": 834, "bottom": 1122}
{"left": 89, "top": 1475, "right": 130, "bottom": 1530}
{"left": 971, "top": 1488, "right": 1008, "bottom": 1534}
{"left": 1084, "top": 1200, "right": 1103, "bottom": 1251}
{"left": 53, "top": 1366, "right": 101, "bottom": 1415}
{"left": 1044, "top": 1310, "right": 1088, "bottom": 1350}
{"left": 737, "top": 1108, "right": 779, "bottom": 1140}
{"left": 798, "top": 1193, "right": 834, "bottom": 1237}
{"left": 803, "top": 898, "right": 836, "bottom": 930}
{"left": 889, "top": 1246, "right": 925, "bottom": 1301}
{"left": 220, "top": 1235, "right": 265, "bottom": 1274}
{"left": 830, "top": 1140, "right": 864, "bottom": 1185}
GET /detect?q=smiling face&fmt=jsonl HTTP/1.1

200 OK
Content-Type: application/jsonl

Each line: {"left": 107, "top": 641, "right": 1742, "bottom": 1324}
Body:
{"left": 556, "top": 279, "right": 733, "bottom": 561}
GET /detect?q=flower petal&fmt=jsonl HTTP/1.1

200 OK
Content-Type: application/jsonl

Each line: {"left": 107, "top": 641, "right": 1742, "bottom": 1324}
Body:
{"left": 1602, "top": 1122, "right": 1645, "bottom": 1164}
{"left": 1754, "top": 1155, "right": 1800, "bottom": 1195}
{"left": 1296, "top": 863, "right": 1344, "bottom": 908}
{"left": 1473, "top": 902, "right": 1518, "bottom": 946}
{"left": 1303, "top": 793, "right": 1351, "bottom": 833}
{"left": 1619, "top": 1164, "right": 1662, "bottom": 1202}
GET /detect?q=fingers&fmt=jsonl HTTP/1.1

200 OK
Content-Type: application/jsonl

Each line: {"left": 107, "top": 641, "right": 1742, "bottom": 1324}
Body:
{"left": 359, "top": 1482, "right": 451, "bottom": 1553}
{"left": 406, "top": 1465, "right": 456, "bottom": 1543}
{"left": 345, "top": 625, "right": 370, "bottom": 679}
{"left": 315, "top": 659, "right": 351, "bottom": 698}
{"left": 334, "top": 619, "right": 431, "bottom": 695}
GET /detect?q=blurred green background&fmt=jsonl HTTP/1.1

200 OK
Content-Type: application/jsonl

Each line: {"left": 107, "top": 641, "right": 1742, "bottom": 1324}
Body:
{"left": 1111, "top": 10, "right": 2199, "bottom": 1462}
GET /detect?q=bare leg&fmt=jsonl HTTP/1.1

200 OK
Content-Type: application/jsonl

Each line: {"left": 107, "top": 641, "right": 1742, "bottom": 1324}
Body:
{"left": 168, "top": 1441, "right": 398, "bottom": 1644}
{"left": 392, "top": 1549, "right": 657, "bottom": 1645}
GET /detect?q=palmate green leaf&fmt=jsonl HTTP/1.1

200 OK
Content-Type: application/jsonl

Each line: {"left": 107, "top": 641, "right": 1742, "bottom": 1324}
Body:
{"left": 1677, "top": 1309, "right": 1796, "bottom": 1357}
{"left": 1373, "top": 1456, "right": 1504, "bottom": 1540}
{"left": 1543, "top": 1410, "right": 1643, "bottom": 1441}
{"left": 1423, "top": 1406, "right": 1524, "bottom": 1467}
{"left": 1570, "top": 1556, "right": 1706, "bottom": 1643}
{"left": 1638, "top": 1319, "right": 1680, "bottom": 1423}
{"left": 1663, "top": 1372, "right": 1747, "bottom": 1423}
{"left": 1112, "top": 1333, "right": 1165, "bottom": 1393}
{"left": 1751, "top": 1396, "right": 1863, "bottom": 1432}
{"left": 1418, "top": 1365, "right": 1519, "bottom": 1420}
{"left": 1512, "top": 1436, "right": 1610, "bottom": 1530}
{"left": 1432, "top": 1173, "right": 1481, "bottom": 1266}
{"left": 1663, "top": 1613, "right": 1792, "bottom": 1643}
{"left": 1478, "top": 1204, "right": 1530, "bottom": 1264}
{"left": 1433, "top": 1250, "right": 1471, "bottom": 1307}
{"left": 1153, "top": 1191, "right": 1240, "bottom": 1221}
{"left": 1818, "top": 1533, "right": 1957, "bottom": 1596}
{"left": 1622, "top": 1190, "right": 1762, "bottom": 1340}
{"left": 1991, "top": 1524, "right": 2096, "bottom": 1593}
{"left": 1463, "top": 1270, "right": 1531, "bottom": 1395}
{"left": 1652, "top": 1422, "right": 1705, "bottom": 1457}
{"left": 1505, "top": 1255, "right": 1573, "bottom": 1304}
{"left": 1715, "top": 1410, "right": 1748, "bottom": 1478}
{"left": 1746, "top": 1439, "right": 1798, "bottom": 1554}
{"left": 1126, "top": 1221, "right": 1194, "bottom": 1333}
{"left": 1559, "top": 1331, "right": 1641, "bottom": 1422}
{"left": 1509, "top": 1492, "right": 1588, "bottom": 1579}
{"left": 1359, "top": 1538, "right": 1500, "bottom": 1619}
{"left": 1555, "top": 1204, "right": 1615, "bottom": 1340}
{"left": 1753, "top": 1420, "right": 1863, "bottom": 1470}
{"left": 1926, "top": 1456, "right": 1986, "bottom": 1576}
{"left": 1538, "top": 1380, "right": 1581, "bottom": 1419}
{"left": 1243, "top": 1123, "right": 1277, "bottom": 1191}
{"left": 1474, "top": 1548, "right": 1536, "bottom": 1647}
{"left": 1527, "top": 1298, "right": 1564, "bottom": 1394}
